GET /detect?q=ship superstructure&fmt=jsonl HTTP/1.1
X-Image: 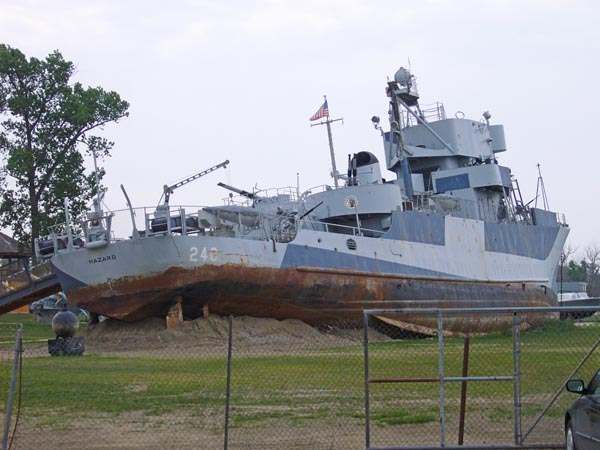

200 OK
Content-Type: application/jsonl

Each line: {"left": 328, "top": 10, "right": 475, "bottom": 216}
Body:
{"left": 35, "top": 67, "right": 569, "bottom": 325}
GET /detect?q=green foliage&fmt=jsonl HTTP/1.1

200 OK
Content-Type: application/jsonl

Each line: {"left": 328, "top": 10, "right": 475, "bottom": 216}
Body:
{"left": 0, "top": 313, "right": 55, "bottom": 346}
{"left": 0, "top": 44, "right": 129, "bottom": 251}
{"left": 567, "top": 260, "right": 587, "bottom": 282}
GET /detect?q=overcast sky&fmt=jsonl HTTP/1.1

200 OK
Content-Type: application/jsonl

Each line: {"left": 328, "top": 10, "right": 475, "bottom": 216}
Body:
{"left": 1, "top": 0, "right": 599, "bottom": 255}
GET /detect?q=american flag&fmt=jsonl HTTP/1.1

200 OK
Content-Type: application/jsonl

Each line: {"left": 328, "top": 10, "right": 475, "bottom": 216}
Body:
{"left": 309, "top": 100, "right": 329, "bottom": 121}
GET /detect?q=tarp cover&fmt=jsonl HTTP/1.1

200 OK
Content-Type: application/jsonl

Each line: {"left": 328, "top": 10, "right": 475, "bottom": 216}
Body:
{"left": 0, "top": 232, "right": 29, "bottom": 258}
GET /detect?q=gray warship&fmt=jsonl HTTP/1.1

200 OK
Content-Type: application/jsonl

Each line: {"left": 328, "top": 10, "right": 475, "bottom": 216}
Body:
{"left": 35, "top": 67, "right": 569, "bottom": 326}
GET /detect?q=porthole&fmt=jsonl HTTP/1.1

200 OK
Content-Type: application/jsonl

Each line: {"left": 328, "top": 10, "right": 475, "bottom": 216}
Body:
{"left": 346, "top": 238, "right": 357, "bottom": 251}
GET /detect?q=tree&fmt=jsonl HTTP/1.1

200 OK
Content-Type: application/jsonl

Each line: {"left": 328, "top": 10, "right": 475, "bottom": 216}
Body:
{"left": 558, "top": 243, "right": 578, "bottom": 283}
{"left": 583, "top": 244, "right": 600, "bottom": 275}
{"left": 561, "top": 243, "right": 576, "bottom": 263}
{"left": 566, "top": 260, "right": 586, "bottom": 282}
{"left": 0, "top": 45, "right": 129, "bottom": 256}
{"left": 583, "top": 244, "right": 600, "bottom": 296}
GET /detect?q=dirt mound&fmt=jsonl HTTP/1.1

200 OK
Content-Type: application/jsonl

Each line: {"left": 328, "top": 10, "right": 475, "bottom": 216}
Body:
{"left": 83, "top": 315, "right": 384, "bottom": 354}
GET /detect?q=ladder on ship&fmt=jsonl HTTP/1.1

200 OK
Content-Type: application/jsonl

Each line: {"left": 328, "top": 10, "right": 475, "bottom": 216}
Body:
{"left": 511, "top": 177, "right": 527, "bottom": 216}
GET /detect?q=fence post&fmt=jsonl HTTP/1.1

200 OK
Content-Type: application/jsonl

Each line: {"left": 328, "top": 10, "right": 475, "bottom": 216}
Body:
{"left": 437, "top": 311, "right": 446, "bottom": 448}
{"left": 223, "top": 315, "right": 233, "bottom": 450}
{"left": 363, "top": 311, "right": 371, "bottom": 450}
{"left": 512, "top": 313, "right": 522, "bottom": 446}
{"left": 458, "top": 335, "right": 470, "bottom": 445}
{"left": 2, "top": 325, "right": 22, "bottom": 450}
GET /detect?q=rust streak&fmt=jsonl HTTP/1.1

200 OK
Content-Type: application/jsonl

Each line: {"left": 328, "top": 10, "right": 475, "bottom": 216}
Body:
{"left": 65, "top": 263, "right": 557, "bottom": 331}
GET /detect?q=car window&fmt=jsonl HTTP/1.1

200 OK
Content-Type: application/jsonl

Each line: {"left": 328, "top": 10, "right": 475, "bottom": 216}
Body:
{"left": 588, "top": 370, "right": 600, "bottom": 395}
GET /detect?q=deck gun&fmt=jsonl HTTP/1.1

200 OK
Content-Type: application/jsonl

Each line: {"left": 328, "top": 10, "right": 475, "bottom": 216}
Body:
{"left": 217, "top": 182, "right": 262, "bottom": 201}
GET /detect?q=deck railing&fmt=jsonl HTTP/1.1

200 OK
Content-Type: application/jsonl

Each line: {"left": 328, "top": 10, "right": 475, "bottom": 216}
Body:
{"left": 33, "top": 196, "right": 568, "bottom": 260}
{"left": 34, "top": 203, "right": 392, "bottom": 259}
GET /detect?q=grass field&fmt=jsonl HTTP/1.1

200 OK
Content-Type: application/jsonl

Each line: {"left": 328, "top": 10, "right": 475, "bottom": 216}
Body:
{"left": 0, "top": 313, "right": 598, "bottom": 448}
{"left": 0, "top": 313, "right": 56, "bottom": 345}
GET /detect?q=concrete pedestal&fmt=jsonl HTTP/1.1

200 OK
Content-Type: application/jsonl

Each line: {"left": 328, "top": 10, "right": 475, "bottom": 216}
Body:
{"left": 48, "top": 336, "right": 85, "bottom": 356}
{"left": 166, "top": 297, "right": 184, "bottom": 329}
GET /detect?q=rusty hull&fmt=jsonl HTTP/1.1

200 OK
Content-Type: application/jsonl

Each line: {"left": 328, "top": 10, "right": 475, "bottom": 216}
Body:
{"left": 68, "top": 264, "right": 555, "bottom": 330}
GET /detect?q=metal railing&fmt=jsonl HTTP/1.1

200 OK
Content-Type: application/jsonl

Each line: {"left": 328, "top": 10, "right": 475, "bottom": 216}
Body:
{"left": 421, "top": 102, "right": 446, "bottom": 122}
{"left": 222, "top": 185, "right": 300, "bottom": 207}
{"left": 302, "top": 219, "right": 386, "bottom": 238}
{"left": 34, "top": 203, "right": 392, "bottom": 259}
{"left": 33, "top": 192, "right": 567, "bottom": 261}
{"left": 403, "top": 102, "right": 446, "bottom": 127}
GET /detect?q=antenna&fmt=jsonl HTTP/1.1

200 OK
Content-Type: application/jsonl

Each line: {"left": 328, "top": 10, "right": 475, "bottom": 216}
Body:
{"left": 535, "top": 163, "right": 550, "bottom": 210}
{"left": 310, "top": 95, "right": 343, "bottom": 188}
{"left": 91, "top": 148, "right": 102, "bottom": 215}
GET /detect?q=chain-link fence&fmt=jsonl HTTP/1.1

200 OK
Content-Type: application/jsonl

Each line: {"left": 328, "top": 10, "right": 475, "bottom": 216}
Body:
{"left": 363, "top": 307, "right": 600, "bottom": 450}
{"left": 1, "top": 316, "right": 229, "bottom": 450}
{"left": 0, "top": 307, "right": 598, "bottom": 449}
{"left": 225, "top": 317, "right": 366, "bottom": 449}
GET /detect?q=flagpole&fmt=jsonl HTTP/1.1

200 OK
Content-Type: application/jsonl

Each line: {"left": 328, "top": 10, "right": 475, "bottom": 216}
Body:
{"left": 324, "top": 97, "right": 340, "bottom": 188}
{"left": 311, "top": 95, "right": 343, "bottom": 188}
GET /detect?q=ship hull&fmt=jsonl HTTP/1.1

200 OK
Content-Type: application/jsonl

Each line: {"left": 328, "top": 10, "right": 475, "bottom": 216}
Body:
{"left": 51, "top": 213, "right": 569, "bottom": 329}
{"left": 65, "top": 263, "right": 556, "bottom": 328}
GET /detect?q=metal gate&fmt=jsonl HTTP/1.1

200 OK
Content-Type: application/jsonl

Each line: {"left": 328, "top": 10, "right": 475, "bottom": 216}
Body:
{"left": 363, "top": 306, "right": 600, "bottom": 450}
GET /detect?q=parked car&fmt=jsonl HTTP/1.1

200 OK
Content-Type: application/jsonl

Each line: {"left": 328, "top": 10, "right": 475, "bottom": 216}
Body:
{"left": 565, "top": 369, "right": 600, "bottom": 449}
{"left": 558, "top": 282, "right": 600, "bottom": 320}
{"left": 29, "top": 292, "right": 89, "bottom": 324}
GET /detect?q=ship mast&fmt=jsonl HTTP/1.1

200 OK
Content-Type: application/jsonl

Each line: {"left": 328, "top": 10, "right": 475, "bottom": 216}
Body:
{"left": 535, "top": 163, "right": 550, "bottom": 210}
{"left": 310, "top": 95, "right": 343, "bottom": 188}
{"left": 91, "top": 148, "right": 103, "bottom": 215}
{"left": 386, "top": 69, "right": 416, "bottom": 199}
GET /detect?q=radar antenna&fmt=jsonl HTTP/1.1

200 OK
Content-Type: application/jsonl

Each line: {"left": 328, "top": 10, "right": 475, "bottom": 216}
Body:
{"left": 535, "top": 163, "right": 550, "bottom": 210}
{"left": 160, "top": 160, "right": 229, "bottom": 205}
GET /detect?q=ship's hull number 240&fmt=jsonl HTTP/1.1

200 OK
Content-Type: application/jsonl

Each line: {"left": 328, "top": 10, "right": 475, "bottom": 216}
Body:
{"left": 190, "top": 247, "right": 219, "bottom": 262}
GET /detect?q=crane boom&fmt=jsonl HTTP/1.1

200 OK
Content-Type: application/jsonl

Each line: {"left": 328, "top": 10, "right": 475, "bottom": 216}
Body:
{"left": 163, "top": 160, "right": 229, "bottom": 205}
